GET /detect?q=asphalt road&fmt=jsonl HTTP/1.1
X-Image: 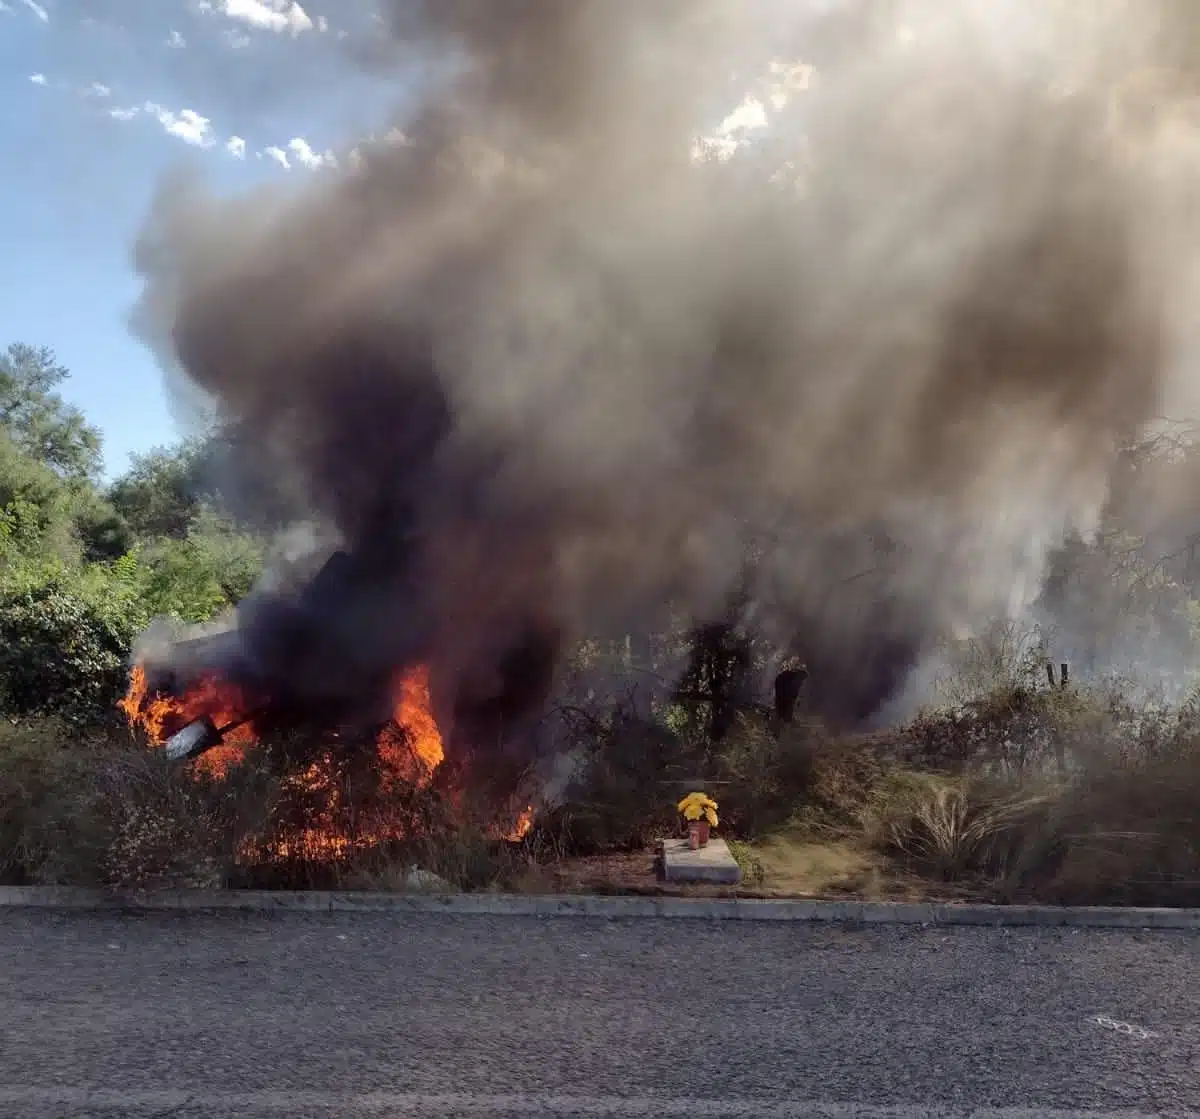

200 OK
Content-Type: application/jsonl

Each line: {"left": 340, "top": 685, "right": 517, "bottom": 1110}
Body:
{"left": 0, "top": 909, "right": 1196, "bottom": 1117}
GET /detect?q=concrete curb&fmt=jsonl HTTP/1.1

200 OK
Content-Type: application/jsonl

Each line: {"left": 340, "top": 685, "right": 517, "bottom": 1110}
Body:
{"left": 0, "top": 886, "right": 1197, "bottom": 928}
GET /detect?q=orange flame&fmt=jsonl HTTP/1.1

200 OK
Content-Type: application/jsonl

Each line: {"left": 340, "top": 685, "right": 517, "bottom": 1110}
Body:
{"left": 504, "top": 804, "right": 534, "bottom": 842}
{"left": 380, "top": 664, "right": 444, "bottom": 779}
{"left": 119, "top": 660, "right": 536, "bottom": 861}
{"left": 120, "top": 662, "right": 443, "bottom": 783}
{"left": 119, "top": 664, "right": 256, "bottom": 778}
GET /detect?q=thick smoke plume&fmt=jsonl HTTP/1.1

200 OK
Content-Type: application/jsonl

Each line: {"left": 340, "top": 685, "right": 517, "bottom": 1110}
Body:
{"left": 131, "top": 0, "right": 1200, "bottom": 745}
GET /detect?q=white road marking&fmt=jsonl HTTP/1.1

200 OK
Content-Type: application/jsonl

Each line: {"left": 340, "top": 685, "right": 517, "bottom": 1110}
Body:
{"left": 1091, "top": 1015, "right": 1159, "bottom": 1040}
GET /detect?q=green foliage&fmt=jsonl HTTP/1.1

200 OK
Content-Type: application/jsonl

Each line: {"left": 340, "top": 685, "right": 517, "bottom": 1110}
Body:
{"left": 107, "top": 441, "right": 208, "bottom": 539}
{"left": 133, "top": 536, "right": 233, "bottom": 623}
{"left": 0, "top": 344, "right": 269, "bottom": 728}
{"left": 69, "top": 488, "right": 134, "bottom": 563}
{"left": 0, "top": 343, "right": 102, "bottom": 480}
{"left": 0, "top": 430, "right": 79, "bottom": 564}
{"left": 186, "top": 504, "right": 265, "bottom": 603}
{"left": 130, "top": 507, "right": 265, "bottom": 623}
{"left": 103, "top": 442, "right": 264, "bottom": 626}
{"left": 0, "top": 570, "right": 147, "bottom": 726}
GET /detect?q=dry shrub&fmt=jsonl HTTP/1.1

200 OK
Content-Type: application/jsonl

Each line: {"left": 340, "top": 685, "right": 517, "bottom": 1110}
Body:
{"left": 226, "top": 728, "right": 538, "bottom": 892}
{"left": 787, "top": 742, "right": 887, "bottom": 837}
{"left": 547, "top": 702, "right": 822, "bottom": 852}
{"left": 898, "top": 683, "right": 1096, "bottom": 775}
{"left": 0, "top": 718, "right": 111, "bottom": 884}
{"left": 712, "top": 715, "right": 819, "bottom": 836}
{"left": 546, "top": 705, "right": 691, "bottom": 851}
{"left": 0, "top": 715, "right": 542, "bottom": 893}
{"left": 0, "top": 718, "right": 251, "bottom": 888}
{"left": 96, "top": 748, "right": 265, "bottom": 889}
{"left": 5, "top": 673, "right": 1199, "bottom": 905}
{"left": 859, "top": 693, "right": 1200, "bottom": 904}
{"left": 324, "top": 830, "right": 533, "bottom": 894}
{"left": 1006, "top": 745, "right": 1200, "bottom": 906}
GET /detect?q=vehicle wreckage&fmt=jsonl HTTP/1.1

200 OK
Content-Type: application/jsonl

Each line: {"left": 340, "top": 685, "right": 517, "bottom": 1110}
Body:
{"left": 136, "top": 542, "right": 560, "bottom": 765}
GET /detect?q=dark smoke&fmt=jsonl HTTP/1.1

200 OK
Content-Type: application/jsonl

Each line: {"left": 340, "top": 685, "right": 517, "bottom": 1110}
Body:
{"left": 131, "top": 0, "right": 1200, "bottom": 747}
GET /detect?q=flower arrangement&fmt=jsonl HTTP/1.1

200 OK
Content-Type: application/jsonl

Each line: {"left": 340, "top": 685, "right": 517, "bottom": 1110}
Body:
{"left": 677, "top": 792, "right": 718, "bottom": 849}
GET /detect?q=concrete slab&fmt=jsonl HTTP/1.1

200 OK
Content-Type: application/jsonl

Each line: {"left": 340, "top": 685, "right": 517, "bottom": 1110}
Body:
{"left": 658, "top": 837, "right": 742, "bottom": 885}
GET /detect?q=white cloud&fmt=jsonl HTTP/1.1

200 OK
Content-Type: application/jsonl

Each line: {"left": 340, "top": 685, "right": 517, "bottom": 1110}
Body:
{"left": 0, "top": 2, "right": 13, "bottom": 13}
{"left": 690, "top": 135, "right": 740, "bottom": 163}
{"left": 20, "top": 0, "right": 47, "bottom": 21}
{"left": 766, "top": 60, "right": 813, "bottom": 111}
{"left": 86, "top": 82, "right": 111, "bottom": 97}
{"left": 144, "top": 102, "right": 215, "bottom": 147}
{"left": 258, "top": 137, "right": 336, "bottom": 171}
{"left": 719, "top": 95, "right": 768, "bottom": 135}
{"left": 226, "top": 135, "right": 246, "bottom": 158}
{"left": 105, "top": 96, "right": 226, "bottom": 156}
{"left": 166, "top": 29, "right": 186, "bottom": 47}
{"left": 203, "top": 0, "right": 314, "bottom": 36}
{"left": 690, "top": 94, "right": 770, "bottom": 164}
{"left": 696, "top": 90, "right": 777, "bottom": 162}
{"left": 287, "top": 136, "right": 335, "bottom": 169}
{"left": 29, "top": 72, "right": 47, "bottom": 85}
{"left": 223, "top": 29, "right": 251, "bottom": 48}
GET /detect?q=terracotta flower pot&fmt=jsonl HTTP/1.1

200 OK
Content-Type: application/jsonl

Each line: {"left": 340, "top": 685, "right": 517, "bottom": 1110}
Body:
{"left": 687, "top": 819, "right": 711, "bottom": 849}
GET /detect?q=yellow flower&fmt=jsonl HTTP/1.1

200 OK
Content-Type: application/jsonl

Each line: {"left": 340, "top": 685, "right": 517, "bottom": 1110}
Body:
{"left": 677, "top": 791, "right": 719, "bottom": 825}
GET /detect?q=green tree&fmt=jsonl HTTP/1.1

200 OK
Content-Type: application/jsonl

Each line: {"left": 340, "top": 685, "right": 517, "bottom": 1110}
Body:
{"left": 70, "top": 490, "right": 134, "bottom": 564}
{"left": 0, "top": 429, "right": 79, "bottom": 565}
{"left": 0, "top": 344, "right": 102, "bottom": 480}
{"left": 132, "top": 508, "right": 265, "bottom": 623}
{"left": 186, "top": 504, "right": 264, "bottom": 603}
{"left": 0, "top": 428, "right": 131, "bottom": 567}
{"left": 107, "top": 442, "right": 207, "bottom": 540}
{"left": 134, "top": 536, "right": 232, "bottom": 623}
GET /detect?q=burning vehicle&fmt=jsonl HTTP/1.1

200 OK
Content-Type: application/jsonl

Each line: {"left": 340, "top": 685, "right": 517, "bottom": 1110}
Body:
{"left": 123, "top": 507, "right": 562, "bottom": 768}
{"left": 120, "top": 527, "right": 553, "bottom": 855}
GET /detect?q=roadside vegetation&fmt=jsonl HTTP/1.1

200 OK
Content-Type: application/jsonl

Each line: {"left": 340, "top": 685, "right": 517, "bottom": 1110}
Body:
{"left": 1, "top": 339, "right": 1200, "bottom": 904}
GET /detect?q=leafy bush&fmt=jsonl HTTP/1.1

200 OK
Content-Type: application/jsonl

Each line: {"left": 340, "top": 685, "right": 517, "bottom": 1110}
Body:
{"left": 0, "top": 573, "right": 146, "bottom": 726}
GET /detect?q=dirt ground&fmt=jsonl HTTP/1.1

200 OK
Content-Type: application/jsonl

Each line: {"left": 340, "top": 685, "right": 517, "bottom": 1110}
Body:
{"left": 514, "top": 840, "right": 980, "bottom": 902}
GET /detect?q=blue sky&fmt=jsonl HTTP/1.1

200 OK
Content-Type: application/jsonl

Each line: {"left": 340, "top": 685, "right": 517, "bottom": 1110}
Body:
{"left": 0, "top": 0, "right": 407, "bottom": 478}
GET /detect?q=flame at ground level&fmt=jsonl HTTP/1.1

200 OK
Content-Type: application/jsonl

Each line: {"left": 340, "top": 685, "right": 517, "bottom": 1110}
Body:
{"left": 119, "top": 660, "right": 538, "bottom": 862}
{"left": 383, "top": 665, "right": 444, "bottom": 773}
{"left": 119, "top": 664, "right": 257, "bottom": 778}
{"left": 504, "top": 805, "right": 534, "bottom": 842}
{"left": 120, "top": 662, "right": 444, "bottom": 783}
